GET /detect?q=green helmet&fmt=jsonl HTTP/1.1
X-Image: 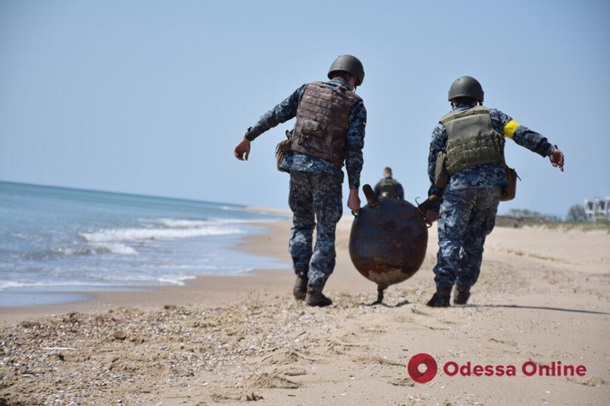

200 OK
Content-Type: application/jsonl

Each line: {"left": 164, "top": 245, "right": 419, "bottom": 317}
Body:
{"left": 328, "top": 55, "right": 365, "bottom": 86}
{"left": 448, "top": 76, "right": 484, "bottom": 103}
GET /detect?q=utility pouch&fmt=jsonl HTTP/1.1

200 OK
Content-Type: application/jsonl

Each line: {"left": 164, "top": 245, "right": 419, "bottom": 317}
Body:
{"left": 434, "top": 151, "right": 449, "bottom": 188}
{"left": 501, "top": 164, "right": 520, "bottom": 202}
{"left": 275, "top": 130, "right": 293, "bottom": 173}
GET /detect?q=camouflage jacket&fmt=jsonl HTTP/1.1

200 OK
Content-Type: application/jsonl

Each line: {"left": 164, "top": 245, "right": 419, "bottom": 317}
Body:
{"left": 245, "top": 77, "right": 367, "bottom": 190}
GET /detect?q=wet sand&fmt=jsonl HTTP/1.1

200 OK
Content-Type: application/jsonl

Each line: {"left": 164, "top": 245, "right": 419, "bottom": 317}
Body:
{"left": 1, "top": 217, "right": 609, "bottom": 405}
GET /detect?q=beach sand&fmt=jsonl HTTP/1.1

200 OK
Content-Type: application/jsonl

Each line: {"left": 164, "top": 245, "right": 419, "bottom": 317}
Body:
{"left": 1, "top": 216, "right": 609, "bottom": 405}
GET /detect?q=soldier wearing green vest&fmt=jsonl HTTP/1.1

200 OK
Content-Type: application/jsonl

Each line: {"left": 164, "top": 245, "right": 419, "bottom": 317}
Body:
{"left": 373, "top": 167, "right": 404, "bottom": 199}
{"left": 425, "top": 76, "right": 565, "bottom": 307}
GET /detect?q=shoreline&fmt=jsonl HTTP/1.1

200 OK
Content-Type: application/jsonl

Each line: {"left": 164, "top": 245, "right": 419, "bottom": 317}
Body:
{"left": 0, "top": 220, "right": 297, "bottom": 325}
{"left": 0, "top": 214, "right": 374, "bottom": 325}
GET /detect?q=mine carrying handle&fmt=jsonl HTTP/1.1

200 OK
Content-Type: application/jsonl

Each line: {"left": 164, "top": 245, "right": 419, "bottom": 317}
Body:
{"left": 416, "top": 195, "right": 439, "bottom": 223}
{"left": 417, "top": 195, "right": 438, "bottom": 213}
{"left": 362, "top": 184, "right": 378, "bottom": 208}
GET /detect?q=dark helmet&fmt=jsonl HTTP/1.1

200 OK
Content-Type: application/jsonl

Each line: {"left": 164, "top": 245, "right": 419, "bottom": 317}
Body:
{"left": 328, "top": 55, "right": 365, "bottom": 86}
{"left": 448, "top": 76, "right": 484, "bottom": 103}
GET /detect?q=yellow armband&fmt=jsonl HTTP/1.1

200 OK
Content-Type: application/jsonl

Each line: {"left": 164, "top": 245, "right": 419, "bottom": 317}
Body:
{"left": 503, "top": 120, "right": 520, "bottom": 139}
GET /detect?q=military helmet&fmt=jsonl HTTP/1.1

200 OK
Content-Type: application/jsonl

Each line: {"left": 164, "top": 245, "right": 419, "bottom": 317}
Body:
{"left": 328, "top": 55, "right": 365, "bottom": 86}
{"left": 448, "top": 76, "right": 484, "bottom": 103}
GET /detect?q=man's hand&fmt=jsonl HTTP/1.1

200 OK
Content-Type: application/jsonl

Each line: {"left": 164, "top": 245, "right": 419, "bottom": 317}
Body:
{"left": 347, "top": 188, "right": 361, "bottom": 213}
{"left": 234, "top": 138, "right": 251, "bottom": 161}
{"left": 425, "top": 210, "right": 439, "bottom": 225}
{"left": 549, "top": 147, "right": 564, "bottom": 172}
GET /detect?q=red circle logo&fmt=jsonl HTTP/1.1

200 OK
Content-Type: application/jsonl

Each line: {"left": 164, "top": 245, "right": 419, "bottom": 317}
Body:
{"left": 408, "top": 353, "right": 438, "bottom": 383}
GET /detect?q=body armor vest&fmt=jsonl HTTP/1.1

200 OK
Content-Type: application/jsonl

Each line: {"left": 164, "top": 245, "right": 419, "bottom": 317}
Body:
{"left": 291, "top": 82, "right": 361, "bottom": 167}
{"left": 379, "top": 179, "right": 400, "bottom": 198}
{"left": 440, "top": 106, "right": 505, "bottom": 175}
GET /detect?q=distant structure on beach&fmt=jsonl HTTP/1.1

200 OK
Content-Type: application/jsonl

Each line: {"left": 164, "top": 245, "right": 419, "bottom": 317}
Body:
{"left": 584, "top": 197, "right": 610, "bottom": 222}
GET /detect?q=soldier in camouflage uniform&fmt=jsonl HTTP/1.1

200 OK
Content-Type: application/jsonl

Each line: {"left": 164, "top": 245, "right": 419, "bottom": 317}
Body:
{"left": 234, "top": 55, "right": 367, "bottom": 307}
{"left": 425, "top": 76, "right": 565, "bottom": 307}
{"left": 373, "top": 167, "right": 404, "bottom": 199}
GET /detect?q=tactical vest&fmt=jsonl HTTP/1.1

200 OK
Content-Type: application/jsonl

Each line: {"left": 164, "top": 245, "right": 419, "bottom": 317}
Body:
{"left": 291, "top": 82, "right": 361, "bottom": 167}
{"left": 440, "top": 106, "right": 505, "bottom": 175}
{"left": 379, "top": 179, "right": 400, "bottom": 198}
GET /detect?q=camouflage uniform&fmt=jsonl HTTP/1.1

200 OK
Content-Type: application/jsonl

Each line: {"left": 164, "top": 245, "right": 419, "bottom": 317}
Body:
{"left": 246, "top": 77, "right": 367, "bottom": 290}
{"left": 428, "top": 102, "right": 556, "bottom": 292}
{"left": 288, "top": 171, "right": 343, "bottom": 289}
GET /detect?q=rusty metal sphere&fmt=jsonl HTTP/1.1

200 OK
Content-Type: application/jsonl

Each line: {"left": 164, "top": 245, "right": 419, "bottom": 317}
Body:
{"left": 349, "top": 185, "right": 436, "bottom": 303}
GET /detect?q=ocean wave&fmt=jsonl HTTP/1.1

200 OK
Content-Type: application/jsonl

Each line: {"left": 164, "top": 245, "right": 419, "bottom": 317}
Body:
{"left": 0, "top": 273, "right": 199, "bottom": 292}
{"left": 0, "top": 280, "right": 118, "bottom": 291}
{"left": 81, "top": 221, "right": 245, "bottom": 244}
{"left": 151, "top": 217, "right": 275, "bottom": 228}
{"left": 86, "top": 272, "right": 196, "bottom": 284}
{"left": 156, "top": 275, "right": 196, "bottom": 285}
{"left": 20, "top": 243, "right": 138, "bottom": 261}
{"left": 152, "top": 218, "right": 247, "bottom": 228}
{"left": 90, "top": 243, "right": 138, "bottom": 255}
{"left": 58, "top": 243, "right": 138, "bottom": 256}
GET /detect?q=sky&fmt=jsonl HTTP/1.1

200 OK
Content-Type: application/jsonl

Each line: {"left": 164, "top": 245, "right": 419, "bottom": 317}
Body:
{"left": 1, "top": 0, "right": 609, "bottom": 218}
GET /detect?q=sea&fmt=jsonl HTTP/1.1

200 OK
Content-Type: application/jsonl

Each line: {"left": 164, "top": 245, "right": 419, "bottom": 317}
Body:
{"left": 0, "top": 181, "right": 290, "bottom": 308}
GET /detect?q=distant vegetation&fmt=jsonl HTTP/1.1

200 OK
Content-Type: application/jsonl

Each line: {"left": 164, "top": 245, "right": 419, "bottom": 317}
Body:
{"left": 502, "top": 208, "right": 562, "bottom": 222}
{"left": 496, "top": 205, "right": 610, "bottom": 233}
{"left": 565, "top": 204, "right": 587, "bottom": 223}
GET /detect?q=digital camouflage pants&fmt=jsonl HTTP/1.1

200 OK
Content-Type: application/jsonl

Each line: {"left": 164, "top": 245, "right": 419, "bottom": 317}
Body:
{"left": 288, "top": 171, "right": 343, "bottom": 290}
{"left": 433, "top": 186, "right": 501, "bottom": 291}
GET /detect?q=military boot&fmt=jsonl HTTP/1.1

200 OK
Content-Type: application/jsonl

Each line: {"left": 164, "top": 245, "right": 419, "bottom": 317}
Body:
{"left": 293, "top": 274, "right": 308, "bottom": 301}
{"left": 453, "top": 288, "right": 471, "bottom": 305}
{"left": 426, "top": 287, "right": 451, "bottom": 307}
{"left": 305, "top": 288, "right": 333, "bottom": 307}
